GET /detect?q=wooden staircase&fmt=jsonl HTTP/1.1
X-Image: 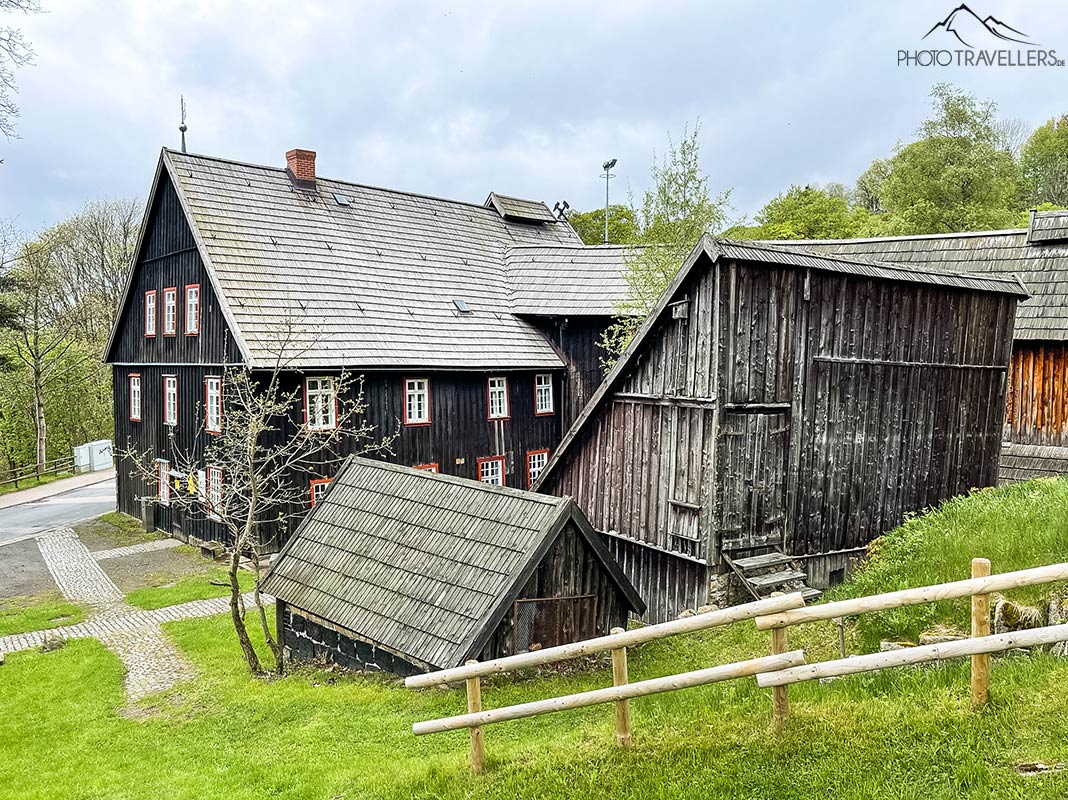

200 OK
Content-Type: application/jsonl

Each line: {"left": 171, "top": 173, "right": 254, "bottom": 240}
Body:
{"left": 722, "top": 550, "right": 822, "bottom": 603}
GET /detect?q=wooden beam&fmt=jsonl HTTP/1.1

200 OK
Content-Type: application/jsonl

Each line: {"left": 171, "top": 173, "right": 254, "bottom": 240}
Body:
{"left": 971, "top": 558, "right": 991, "bottom": 707}
{"left": 811, "top": 355, "right": 1006, "bottom": 371}
{"left": 756, "top": 624, "right": 1068, "bottom": 688}
{"left": 770, "top": 618, "right": 789, "bottom": 730}
{"left": 414, "top": 650, "right": 807, "bottom": 735}
{"left": 755, "top": 563, "right": 1068, "bottom": 630}
{"left": 406, "top": 592, "right": 806, "bottom": 688}
{"left": 610, "top": 627, "right": 632, "bottom": 747}
{"left": 465, "top": 660, "right": 486, "bottom": 773}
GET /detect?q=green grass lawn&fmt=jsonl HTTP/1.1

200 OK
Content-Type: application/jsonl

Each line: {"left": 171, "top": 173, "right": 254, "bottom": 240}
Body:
{"left": 0, "top": 471, "right": 73, "bottom": 496}
{"left": 1, "top": 479, "right": 1067, "bottom": 799}
{"left": 124, "top": 562, "right": 256, "bottom": 610}
{"left": 0, "top": 594, "right": 86, "bottom": 636}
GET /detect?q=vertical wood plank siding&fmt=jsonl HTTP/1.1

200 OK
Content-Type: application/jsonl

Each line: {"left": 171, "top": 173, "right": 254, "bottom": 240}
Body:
{"left": 544, "top": 254, "right": 1017, "bottom": 622}
{"left": 1005, "top": 342, "right": 1068, "bottom": 447}
{"left": 525, "top": 316, "right": 614, "bottom": 429}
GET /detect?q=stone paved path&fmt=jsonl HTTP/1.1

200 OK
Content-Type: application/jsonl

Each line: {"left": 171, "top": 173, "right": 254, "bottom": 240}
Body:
{"left": 2, "top": 527, "right": 266, "bottom": 702}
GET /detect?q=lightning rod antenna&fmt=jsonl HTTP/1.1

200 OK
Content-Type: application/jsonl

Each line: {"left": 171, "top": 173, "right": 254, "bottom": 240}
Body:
{"left": 179, "top": 95, "right": 188, "bottom": 153}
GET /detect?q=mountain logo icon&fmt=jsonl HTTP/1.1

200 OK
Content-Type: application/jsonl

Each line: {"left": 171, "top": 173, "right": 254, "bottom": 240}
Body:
{"left": 923, "top": 4, "right": 1036, "bottom": 48}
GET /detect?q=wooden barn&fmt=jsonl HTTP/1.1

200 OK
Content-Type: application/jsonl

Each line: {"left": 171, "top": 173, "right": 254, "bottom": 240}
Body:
{"left": 260, "top": 457, "right": 644, "bottom": 676}
{"left": 770, "top": 209, "right": 1068, "bottom": 482}
{"left": 103, "top": 147, "right": 630, "bottom": 549}
{"left": 534, "top": 237, "right": 1027, "bottom": 622}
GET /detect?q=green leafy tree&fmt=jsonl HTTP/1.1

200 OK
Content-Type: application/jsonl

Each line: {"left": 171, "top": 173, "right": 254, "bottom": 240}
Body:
{"left": 566, "top": 205, "right": 638, "bottom": 245}
{"left": 873, "top": 84, "right": 1020, "bottom": 234}
{"left": 1020, "top": 116, "right": 1068, "bottom": 208}
{"left": 599, "top": 123, "right": 731, "bottom": 365}
{"left": 727, "top": 185, "right": 871, "bottom": 241}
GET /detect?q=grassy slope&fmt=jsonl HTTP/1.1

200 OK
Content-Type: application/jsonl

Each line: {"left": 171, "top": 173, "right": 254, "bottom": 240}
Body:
{"left": 0, "top": 472, "right": 73, "bottom": 497}
{"left": 1, "top": 479, "right": 1067, "bottom": 799}
{"left": 125, "top": 563, "right": 256, "bottom": 610}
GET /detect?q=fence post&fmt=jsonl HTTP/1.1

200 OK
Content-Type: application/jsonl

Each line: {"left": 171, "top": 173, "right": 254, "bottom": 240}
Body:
{"left": 610, "top": 626, "right": 632, "bottom": 747}
{"left": 464, "top": 660, "right": 486, "bottom": 773}
{"left": 769, "top": 592, "right": 789, "bottom": 730}
{"left": 971, "top": 558, "right": 991, "bottom": 707}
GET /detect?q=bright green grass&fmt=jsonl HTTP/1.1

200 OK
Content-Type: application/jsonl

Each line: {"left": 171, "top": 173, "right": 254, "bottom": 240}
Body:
{"left": 831, "top": 477, "right": 1068, "bottom": 649}
{"left": 2, "top": 479, "right": 1068, "bottom": 799}
{"left": 0, "top": 471, "right": 72, "bottom": 496}
{"left": 0, "top": 594, "right": 85, "bottom": 636}
{"left": 125, "top": 565, "right": 256, "bottom": 610}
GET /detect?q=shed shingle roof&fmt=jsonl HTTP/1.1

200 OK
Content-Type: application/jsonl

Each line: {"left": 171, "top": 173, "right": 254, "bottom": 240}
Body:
{"left": 261, "top": 457, "right": 642, "bottom": 670}
{"left": 506, "top": 244, "right": 632, "bottom": 316}
{"left": 155, "top": 150, "right": 582, "bottom": 369}
{"left": 763, "top": 224, "right": 1064, "bottom": 339}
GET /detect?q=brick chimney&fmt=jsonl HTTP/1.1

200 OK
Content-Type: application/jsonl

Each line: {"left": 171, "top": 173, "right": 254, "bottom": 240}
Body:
{"left": 285, "top": 148, "right": 316, "bottom": 188}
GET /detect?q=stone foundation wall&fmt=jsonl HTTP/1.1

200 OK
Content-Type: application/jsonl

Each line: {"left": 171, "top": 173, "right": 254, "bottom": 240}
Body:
{"left": 281, "top": 606, "right": 424, "bottom": 677}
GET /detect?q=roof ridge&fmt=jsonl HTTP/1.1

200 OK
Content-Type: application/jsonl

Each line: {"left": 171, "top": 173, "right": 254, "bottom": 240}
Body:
{"left": 761, "top": 228, "right": 1027, "bottom": 246}
{"left": 165, "top": 147, "right": 532, "bottom": 218}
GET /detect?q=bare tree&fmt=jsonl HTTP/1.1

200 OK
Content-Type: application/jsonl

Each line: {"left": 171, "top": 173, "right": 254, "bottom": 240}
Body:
{"left": 117, "top": 317, "right": 395, "bottom": 675}
{"left": 0, "top": 0, "right": 41, "bottom": 142}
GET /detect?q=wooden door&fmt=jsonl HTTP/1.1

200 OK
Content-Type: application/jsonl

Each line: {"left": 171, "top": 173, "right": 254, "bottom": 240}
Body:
{"left": 717, "top": 411, "right": 788, "bottom": 552}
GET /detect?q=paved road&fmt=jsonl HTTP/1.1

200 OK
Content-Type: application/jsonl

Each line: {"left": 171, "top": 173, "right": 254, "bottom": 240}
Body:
{"left": 0, "top": 477, "right": 116, "bottom": 545}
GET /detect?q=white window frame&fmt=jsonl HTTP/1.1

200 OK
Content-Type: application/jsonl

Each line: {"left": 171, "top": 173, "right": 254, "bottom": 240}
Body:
{"left": 478, "top": 456, "right": 505, "bottom": 486}
{"left": 310, "top": 478, "right": 332, "bottom": 506}
{"left": 163, "top": 288, "right": 177, "bottom": 335}
{"left": 144, "top": 291, "right": 157, "bottom": 337}
{"left": 535, "top": 373, "right": 554, "bottom": 416}
{"left": 129, "top": 374, "right": 142, "bottom": 422}
{"left": 305, "top": 376, "right": 337, "bottom": 431}
{"left": 157, "top": 459, "right": 171, "bottom": 506}
{"left": 527, "top": 449, "right": 549, "bottom": 487}
{"left": 205, "top": 376, "right": 222, "bottom": 434}
{"left": 404, "top": 377, "right": 430, "bottom": 425}
{"left": 185, "top": 285, "right": 200, "bottom": 335}
{"left": 206, "top": 465, "right": 223, "bottom": 520}
{"left": 487, "top": 376, "right": 510, "bottom": 420}
{"left": 163, "top": 375, "right": 178, "bottom": 427}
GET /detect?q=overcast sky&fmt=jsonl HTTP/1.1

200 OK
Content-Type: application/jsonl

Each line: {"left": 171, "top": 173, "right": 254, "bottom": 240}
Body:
{"left": 2, "top": 0, "right": 1067, "bottom": 232}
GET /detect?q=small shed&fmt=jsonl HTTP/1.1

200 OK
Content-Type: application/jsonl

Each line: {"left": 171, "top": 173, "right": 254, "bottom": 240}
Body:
{"left": 261, "top": 457, "right": 644, "bottom": 676}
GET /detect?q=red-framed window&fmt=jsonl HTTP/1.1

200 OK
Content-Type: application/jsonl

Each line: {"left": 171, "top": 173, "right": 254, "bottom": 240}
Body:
{"left": 157, "top": 459, "right": 171, "bottom": 506}
{"left": 162, "top": 288, "right": 177, "bottom": 336}
{"left": 403, "top": 377, "right": 431, "bottom": 426}
{"left": 129, "top": 373, "right": 142, "bottom": 422}
{"left": 163, "top": 375, "right": 178, "bottom": 426}
{"left": 185, "top": 284, "right": 200, "bottom": 335}
{"left": 144, "top": 291, "right": 157, "bottom": 337}
{"left": 487, "top": 376, "right": 510, "bottom": 420}
{"left": 309, "top": 478, "right": 332, "bottom": 506}
{"left": 477, "top": 455, "right": 505, "bottom": 486}
{"left": 526, "top": 448, "right": 550, "bottom": 487}
{"left": 304, "top": 377, "right": 338, "bottom": 431}
{"left": 206, "top": 466, "right": 223, "bottom": 520}
{"left": 205, "top": 376, "right": 222, "bottom": 434}
{"left": 413, "top": 463, "right": 439, "bottom": 473}
{"left": 534, "top": 374, "right": 554, "bottom": 416}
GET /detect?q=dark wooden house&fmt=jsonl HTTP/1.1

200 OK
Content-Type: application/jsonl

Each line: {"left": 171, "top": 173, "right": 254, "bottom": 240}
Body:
{"left": 770, "top": 210, "right": 1068, "bottom": 482}
{"left": 103, "top": 148, "right": 629, "bottom": 547}
{"left": 260, "top": 457, "right": 644, "bottom": 675}
{"left": 534, "top": 238, "right": 1026, "bottom": 622}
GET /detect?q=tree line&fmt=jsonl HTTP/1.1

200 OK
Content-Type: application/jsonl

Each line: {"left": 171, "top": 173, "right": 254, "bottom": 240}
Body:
{"left": 567, "top": 83, "right": 1068, "bottom": 362}
{"left": 0, "top": 199, "right": 139, "bottom": 477}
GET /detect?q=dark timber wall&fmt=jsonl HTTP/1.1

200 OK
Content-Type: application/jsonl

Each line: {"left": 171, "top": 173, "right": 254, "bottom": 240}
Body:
{"left": 543, "top": 254, "right": 1018, "bottom": 621}
{"left": 526, "top": 315, "right": 613, "bottom": 429}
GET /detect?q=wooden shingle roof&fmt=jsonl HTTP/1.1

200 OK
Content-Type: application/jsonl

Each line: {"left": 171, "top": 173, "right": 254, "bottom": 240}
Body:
{"left": 125, "top": 149, "right": 583, "bottom": 369}
{"left": 766, "top": 217, "right": 1068, "bottom": 340}
{"left": 505, "top": 244, "right": 632, "bottom": 316}
{"left": 261, "top": 457, "right": 643, "bottom": 670}
{"left": 485, "top": 192, "right": 558, "bottom": 223}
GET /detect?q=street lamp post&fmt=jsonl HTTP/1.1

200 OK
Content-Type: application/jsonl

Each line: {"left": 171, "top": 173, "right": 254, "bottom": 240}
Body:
{"left": 602, "top": 158, "right": 617, "bottom": 244}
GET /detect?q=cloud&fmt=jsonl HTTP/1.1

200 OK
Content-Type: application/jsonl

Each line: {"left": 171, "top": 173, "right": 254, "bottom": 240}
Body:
{"left": 1, "top": 0, "right": 1066, "bottom": 230}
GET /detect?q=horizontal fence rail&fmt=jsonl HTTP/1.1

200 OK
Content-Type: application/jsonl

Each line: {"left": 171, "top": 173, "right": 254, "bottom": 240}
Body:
{"left": 414, "top": 650, "right": 806, "bottom": 735}
{"left": 754, "top": 563, "right": 1068, "bottom": 630}
{"left": 0, "top": 456, "right": 75, "bottom": 490}
{"left": 756, "top": 624, "right": 1068, "bottom": 688}
{"left": 405, "top": 592, "right": 806, "bottom": 689}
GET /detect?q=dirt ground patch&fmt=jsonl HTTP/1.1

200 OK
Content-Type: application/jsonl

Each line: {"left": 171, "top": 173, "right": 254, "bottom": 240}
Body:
{"left": 73, "top": 513, "right": 157, "bottom": 552}
{"left": 0, "top": 538, "right": 55, "bottom": 599}
{"left": 98, "top": 546, "right": 212, "bottom": 594}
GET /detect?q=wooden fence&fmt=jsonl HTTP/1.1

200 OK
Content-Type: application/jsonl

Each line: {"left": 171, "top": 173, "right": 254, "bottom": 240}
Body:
{"left": 405, "top": 592, "right": 807, "bottom": 772}
{"left": 753, "top": 559, "right": 1068, "bottom": 728}
{"left": 408, "top": 560, "right": 1068, "bottom": 773}
{"left": 0, "top": 456, "right": 75, "bottom": 491}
